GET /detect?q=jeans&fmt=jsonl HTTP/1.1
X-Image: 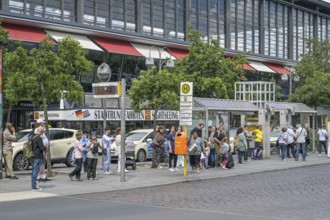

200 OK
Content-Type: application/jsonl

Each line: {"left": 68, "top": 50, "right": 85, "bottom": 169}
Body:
{"left": 250, "top": 148, "right": 255, "bottom": 159}
{"left": 31, "top": 159, "right": 43, "bottom": 189}
{"left": 169, "top": 153, "right": 178, "bottom": 168}
{"left": 295, "top": 142, "right": 306, "bottom": 161}
{"left": 286, "top": 143, "right": 295, "bottom": 157}
{"left": 70, "top": 158, "right": 83, "bottom": 180}
{"left": 279, "top": 143, "right": 287, "bottom": 160}
{"left": 318, "top": 141, "right": 328, "bottom": 155}
{"left": 87, "top": 158, "right": 98, "bottom": 179}
{"left": 204, "top": 155, "right": 209, "bottom": 167}
{"left": 151, "top": 148, "right": 161, "bottom": 168}
{"left": 209, "top": 148, "right": 215, "bottom": 167}
{"left": 237, "top": 151, "right": 244, "bottom": 163}
{"left": 103, "top": 148, "right": 111, "bottom": 172}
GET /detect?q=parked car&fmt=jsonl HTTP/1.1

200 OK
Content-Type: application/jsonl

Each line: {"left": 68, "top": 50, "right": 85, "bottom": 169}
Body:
{"left": 12, "top": 128, "right": 78, "bottom": 170}
{"left": 111, "top": 129, "right": 154, "bottom": 162}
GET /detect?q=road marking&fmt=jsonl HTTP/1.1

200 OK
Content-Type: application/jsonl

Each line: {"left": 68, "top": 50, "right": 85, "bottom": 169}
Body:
{"left": 0, "top": 191, "right": 58, "bottom": 203}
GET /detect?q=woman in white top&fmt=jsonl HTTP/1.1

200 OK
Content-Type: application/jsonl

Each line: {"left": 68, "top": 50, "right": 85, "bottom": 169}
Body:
{"left": 115, "top": 127, "right": 128, "bottom": 173}
{"left": 317, "top": 126, "right": 328, "bottom": 157}
{"left": 69, "top": 131, "right": 84, "bottom": 181}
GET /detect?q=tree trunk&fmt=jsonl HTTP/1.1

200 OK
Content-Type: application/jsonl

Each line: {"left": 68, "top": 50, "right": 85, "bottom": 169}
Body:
{"left": 153, "top": 109, "right": 158, "bottom": 132}
{"left": 41, "top": 81, "right": 53, "bottom": 177}
{"left": 6, "top": 103, "right": 12, "bottom": 122}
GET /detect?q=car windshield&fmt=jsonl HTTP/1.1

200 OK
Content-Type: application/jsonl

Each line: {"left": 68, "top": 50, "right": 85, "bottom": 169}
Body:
{"left": 126, "top": 132, "right": 149, "bottom": 141}
{"left": 15, "top": 131, "right": 31, "bottom": 142}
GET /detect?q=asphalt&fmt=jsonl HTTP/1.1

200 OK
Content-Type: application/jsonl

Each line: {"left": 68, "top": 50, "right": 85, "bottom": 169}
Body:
{"left": 0, "top": 152, "right": 329, "bottom": 203}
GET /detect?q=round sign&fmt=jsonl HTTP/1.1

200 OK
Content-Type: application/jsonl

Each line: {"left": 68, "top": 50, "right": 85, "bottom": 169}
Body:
{"left": 182, "top": 84, "right": 190, "bottom": 94}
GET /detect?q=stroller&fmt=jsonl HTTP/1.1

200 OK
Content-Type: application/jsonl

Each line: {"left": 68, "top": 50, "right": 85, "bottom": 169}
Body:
{"left": 125, "top": 140, "right": 137, "bottom": 170}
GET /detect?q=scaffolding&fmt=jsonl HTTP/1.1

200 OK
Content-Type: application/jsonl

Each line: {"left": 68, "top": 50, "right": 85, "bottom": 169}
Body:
{"left": 235, "top": 81, "right": 275, "bottom": 108}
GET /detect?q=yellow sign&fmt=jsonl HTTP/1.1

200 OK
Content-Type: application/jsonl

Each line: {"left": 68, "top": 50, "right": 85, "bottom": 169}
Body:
{"left": 182, "top": 84, "right": 190, "bottom": 94}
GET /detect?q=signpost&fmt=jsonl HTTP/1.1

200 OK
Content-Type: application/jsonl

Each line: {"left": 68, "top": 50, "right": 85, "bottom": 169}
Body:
{"left": 180, "top": 82, "right": 193, "bottom": 176}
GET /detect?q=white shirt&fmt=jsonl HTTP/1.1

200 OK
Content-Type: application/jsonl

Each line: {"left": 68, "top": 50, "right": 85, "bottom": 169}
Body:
{"left": 278, "top": 132, "right": 288, "bottom": 144}
{"left": 318, "top": 129, "right": 328, "bottom": 141}
{"left": 295, "top": 127, "right": 307, "bottom": 143}
{"left": 102, "top": 134, "right": 113, "bottom": 149}
{"left": 286, "top": 128, "right": 295, "bottom": 144}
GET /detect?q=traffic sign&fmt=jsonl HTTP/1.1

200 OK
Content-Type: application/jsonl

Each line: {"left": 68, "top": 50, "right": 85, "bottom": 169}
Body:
{"left": 180, "top": 82, "right": 193, "bottom": 96}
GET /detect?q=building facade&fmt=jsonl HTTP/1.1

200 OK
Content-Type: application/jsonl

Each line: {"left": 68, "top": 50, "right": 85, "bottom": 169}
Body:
{"left": 1, "top": 0, "right": 330, "bottom": 131}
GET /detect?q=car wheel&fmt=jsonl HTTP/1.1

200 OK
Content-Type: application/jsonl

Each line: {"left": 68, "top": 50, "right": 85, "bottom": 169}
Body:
{"left": 136, "top": 149, "right": 146, "bottom": 162}
{"left": 66, "top": 151, "right": 75, "bottom": 167}
{"left": 13, "top": 153, "right": 29, "bottom": 171}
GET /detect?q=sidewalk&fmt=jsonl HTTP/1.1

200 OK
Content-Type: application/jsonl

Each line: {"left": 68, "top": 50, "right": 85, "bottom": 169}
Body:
{"left": 0, "top": 152, "right": 329, "bottom": 202}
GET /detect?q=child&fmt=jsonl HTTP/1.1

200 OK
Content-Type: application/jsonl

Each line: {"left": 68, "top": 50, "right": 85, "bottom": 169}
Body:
{"left": 204, "top": 142, "right": 211, "bottom": 169}
{"left": 220, "top": 137, "right": 230, "bottom": 170}
{"left": 200, "top": 152, "right": 205, "bottom": 169}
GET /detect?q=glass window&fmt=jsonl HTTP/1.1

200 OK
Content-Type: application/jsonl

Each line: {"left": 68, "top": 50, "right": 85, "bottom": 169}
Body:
{"left": 245, "top": 0, "right": 254, "bottom": 52}
{"left": 65, "top": 131, "right": 74, "bottom": 138}
{"left": 190, "top": 0, "right": 198, "bottom": 30}
{"left": 122, "top": 55, "right": 147, "bottom": 89}
{"left": 230, "top": 0, "right": 237, "bottom": 49}
{"left": 253, "top": 0, "right": 259, "bottom": 53}
{"left": 236, "top": 1, "right": 245, "bottom": 51}
{"left": 209, "top": 0, "right": 218, "bottom": 43}
{"left": 269, "top": 1, "right": 276, "bottom": 57}
{"left": 63, "top": 0, "right": 76, "bottom": 22}
{"left": 96, "top": 0, "right": 109, "bottom": 28}
{"left": 199, "top": 0, "right": 208, "bottom": 42}
{"left": 50, "top": 130, "right": 66, "bottom": 140}
{"left": 108, "top": 53, "right": 124, "bottom": 82}
{"left": 45, "top": 0, "right": 61, "bottom": 20}
{"left": 26, "top": 0, "right": 42, "bottom": 17}
{"left": 84, "top": 50, "right": 104, "bottom": 83}
{"left": 84, "top": 0, "right": 95, "bottom": 26}
{"left": 9, "top": 0, "right": 25, "bottom": 14}
{"left": 125, "top": 0, "right": 136, "bottom": 32}
{"left": 153, "top": 0, "right": 164, "bottom": 37}
{"left": 142, "top": 0, "right": 152, "bottom": 35}
{"left": 165, "top": 0, "right": 175, "bottom": 39}
{"left": 177, "top": 0, "right": 185, "bottom": 41}
{"left": 112, "top": 0, "right": 124, "bottom": 31}
{"left": 218, "top": 0, "right": 225, "bottom": 47}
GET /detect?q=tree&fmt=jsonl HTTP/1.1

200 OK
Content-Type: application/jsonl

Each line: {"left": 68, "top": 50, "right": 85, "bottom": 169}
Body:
{"left": 173, "top": 28, "right": 248, "bottom": 99}
{"left": 4, "top": 35, "right": 94, "bottom": 175}
{"left": 128, "top": 67, "right": 185, "bottom": 130}
{"left": 290, "top": 39, "right": 330, "bottom": 108}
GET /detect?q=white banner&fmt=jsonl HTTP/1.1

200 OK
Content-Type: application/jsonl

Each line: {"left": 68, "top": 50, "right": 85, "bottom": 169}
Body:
{"left": 34, "top": 109, "right": 179, "bottom": 121}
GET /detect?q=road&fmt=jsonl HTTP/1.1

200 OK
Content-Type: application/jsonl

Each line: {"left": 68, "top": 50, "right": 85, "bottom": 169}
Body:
{"left": 1, "top": 164, "right": 330, "bottom": 220}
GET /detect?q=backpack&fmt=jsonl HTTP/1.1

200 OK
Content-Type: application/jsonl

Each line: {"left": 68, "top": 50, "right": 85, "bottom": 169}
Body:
{"left": 91, "top": 143, "right": 99, "bottom": 154}
{"left": 23, "top": 135, "right": 39, "bottom": 159}
{"left": 226, "top": 153, "right": 235, "bottom": 169}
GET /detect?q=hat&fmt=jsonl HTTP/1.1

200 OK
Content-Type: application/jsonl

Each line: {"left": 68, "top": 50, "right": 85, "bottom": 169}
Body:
{"left": 36, "top": 119, "right": 45, "bottom": 124}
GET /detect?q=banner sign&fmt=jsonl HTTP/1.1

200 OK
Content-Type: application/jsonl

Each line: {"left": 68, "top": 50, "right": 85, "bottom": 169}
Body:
{"left": 34, "top": 109, "right": 179, "bottom": 121}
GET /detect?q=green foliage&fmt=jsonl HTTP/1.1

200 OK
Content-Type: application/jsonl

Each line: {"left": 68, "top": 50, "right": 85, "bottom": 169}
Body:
{"left": 290, "top": 39, "right": 330, "bottom": 107}
{"left": 128, "top": 67, "right": 185, "bottom": 112}
{"left": 4, "top": 35, "right": 93, "bottom": 106}
{"left": 173, "top": 28, "right": 247, "bottom": 99}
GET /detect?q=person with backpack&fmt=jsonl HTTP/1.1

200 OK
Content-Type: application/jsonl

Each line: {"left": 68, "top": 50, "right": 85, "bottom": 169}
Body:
{"left": 317, "top": 125, "right": 328, "bottom": 157}
{"left": 68, "top": 131, "right": 84, "bottom": 181}
{"left": 214, "top": 126, "right": 226, "bottom": 167}
{"left": 295, "top": 124, "right": 308, "bottom": 161}
{"left": 278, "top": 127, "right": 288, "bottom": 161}
{"left": 86, "top": 133, "right": 102, "bottom": 180}
{"left": 31, "top": 125, "right": 46, "bottom": 190}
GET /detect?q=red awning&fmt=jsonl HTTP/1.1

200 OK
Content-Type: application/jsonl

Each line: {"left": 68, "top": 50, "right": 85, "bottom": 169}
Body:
{"left": 169, "top": 48, "right": 188, "bottom": 59}
{"left": 265, "top": 63, "right": 290, "bottom": 74}
{"left": 93, "top": 37, "right": 142, "bottom": 56}
{"left": 243, "top": 63, "right": 256, "bottom": 71}
{"left": 2, "top": 24, "right": 47, "bottom": 43}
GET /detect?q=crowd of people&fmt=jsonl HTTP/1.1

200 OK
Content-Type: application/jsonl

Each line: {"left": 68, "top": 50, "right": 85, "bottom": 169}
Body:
{"left": 149, "top": 122, "right": 329, "bottom": 174}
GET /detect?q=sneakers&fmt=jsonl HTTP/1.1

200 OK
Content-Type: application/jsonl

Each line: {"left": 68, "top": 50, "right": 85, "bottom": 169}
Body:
{"left": 104, "top": 171, "right": 113, "bottom": 175}
{"left": 9, "top": 176, "right": 19, "bottom": 180}
{"left": 69, "top": 175, "right": 74, "bottom": 181}
{"left": 319, "top": 154, "right": 322, "bottom": 157}
{"left": 92, "top": 178, "right": 99, "bottom": 180}
{"left": 174, "top": 167, "right": 180, "bottom": 171}
{"left": 168, "top": 168, "right": 175, "bottom": 172}
{"left": 196, "top": 169, "right": 200, "bottom": 174}
{"left": 157, "top": 165, "right": 163, "bottom": 169}
{"left": 117, "top": 169, "right": 129, "bottom": 173}
{"left": 32, "top": 186, "right": 42, "bottom": 191}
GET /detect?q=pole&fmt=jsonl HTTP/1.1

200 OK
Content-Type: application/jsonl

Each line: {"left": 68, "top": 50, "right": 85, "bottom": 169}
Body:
{"left": 120, "top": 79, "right": 126, "bottom": 182}
{"left": 102, "top": 98, "right": 106, "bottom": 168}
{"left": 0, "top": 48, "right": 3, "bottom": 180}
{"left": 184, "top": 125, "right": 187, "bottom": 177}
{"left": 289, "top": 73, "right": 292, "bottom": 96}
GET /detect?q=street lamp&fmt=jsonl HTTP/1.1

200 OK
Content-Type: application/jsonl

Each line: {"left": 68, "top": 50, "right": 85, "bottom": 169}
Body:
{"left": 281, "top": 67, "right": 300, "bottom": 95}
{"left": 145, "top": 46, "right": 175, "bottom": 72}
